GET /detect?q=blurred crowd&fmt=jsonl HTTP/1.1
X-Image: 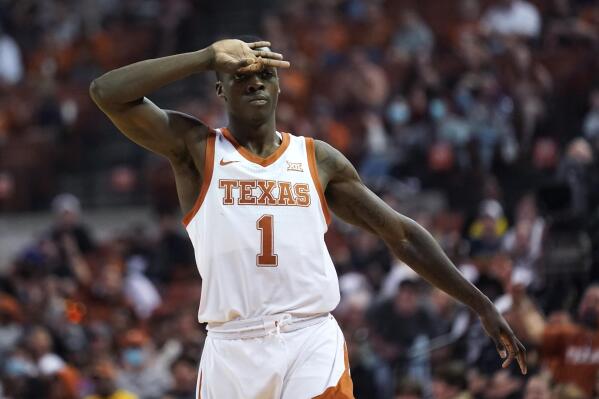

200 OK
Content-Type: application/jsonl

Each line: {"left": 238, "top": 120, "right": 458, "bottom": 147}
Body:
{"left": 1, "top": 0, "right": 599, "bottom": 398}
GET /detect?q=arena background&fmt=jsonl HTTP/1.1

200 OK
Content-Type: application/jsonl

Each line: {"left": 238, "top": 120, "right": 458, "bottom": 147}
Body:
{"left": 0, "top": 0, "right": 598, "bottom": 398}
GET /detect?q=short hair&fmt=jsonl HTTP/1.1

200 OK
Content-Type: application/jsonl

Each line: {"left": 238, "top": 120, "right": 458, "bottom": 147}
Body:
{"left": 170, "top": 355, "right": 197, "bottom": 371}
{"left": 215, "top": 34, "right": 269, "bottom": 82}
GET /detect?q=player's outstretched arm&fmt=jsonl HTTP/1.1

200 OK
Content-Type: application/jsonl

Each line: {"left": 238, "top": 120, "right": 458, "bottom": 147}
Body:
{"left": 314, "top": 140, "right": 527, "bottom": 374}
{"left": 89, "top": 39, "right": 289, "bottom": 159}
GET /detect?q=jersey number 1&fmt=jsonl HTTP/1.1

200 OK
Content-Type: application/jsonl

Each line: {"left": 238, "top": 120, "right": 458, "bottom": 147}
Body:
{"left": 256, "top": 214, "right": 278, "bottom": 267}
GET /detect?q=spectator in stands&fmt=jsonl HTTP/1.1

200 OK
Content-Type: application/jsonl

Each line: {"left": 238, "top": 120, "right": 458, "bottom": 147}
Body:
{"left": 451, "top": 0, "right": 485, "bottom": 50}
{"left": 25, "top": 326, "right": 66, "bottom": 379}
{"left": 123, "top": 256, "right": 161, "bottom": 320}
{"left": 502, "top": 194, "right": 545, "bottom": 276}
{"left": 85, "top": 357, "right": 138, "bottom": 399}
{"left": 481, "top": 0, "right": 542, "bottom": 39}
{"left": 485, "top": 369, "right": 523, "bottom": 399}
{"left": 432, "top": 362, "right": 471, "bottom": 399}
{"left": 0, "top": 294, "right": 22, "bottom": 356}
{"left": 523, "top": 375, "right": 551, "bottom": 399}
{"left": 557, "top": 138, "right": 595, "bottom": 216}
{"left": 0, "top": 23, "right": 23, "bottom": 86}
{"left": 391, "top": 9, "right": 435, "bottom": 60}
{"left": 116, "top": 328, "right": 174, "bottom": 399}
{"left": 48, "top": 193, "right": 95, "bottom": 279}
{"left": 162, "top": 356, "right": 197, "bottom": 399}
{"left": 469, "top": 200, "right": 507, "bottom": 259}
{"left": 510, "top": 284, "right": 599, "bottom": 395}
{"left": 368, "top": 279, "right": 442, "bottom": 372}
{"left": 502, "top": 43, "right": 552, "bottom": 150}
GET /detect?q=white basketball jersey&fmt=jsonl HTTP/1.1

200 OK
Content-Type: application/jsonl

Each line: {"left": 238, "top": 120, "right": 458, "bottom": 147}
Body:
{"left": 183, "top": 128, "right": 340, "bottom": 324}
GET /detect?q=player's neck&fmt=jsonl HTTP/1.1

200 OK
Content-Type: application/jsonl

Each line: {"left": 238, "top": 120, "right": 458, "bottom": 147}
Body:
{"left": 227, "top": 117, "right": 281, "bottom": 156}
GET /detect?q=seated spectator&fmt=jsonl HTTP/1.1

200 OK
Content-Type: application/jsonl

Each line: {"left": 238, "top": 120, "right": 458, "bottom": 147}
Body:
{"left": 523, "top": 375, "right": 551, "bottom": 399}
{"left": 162, "top": 356, "right": 197, "bottom": 399}
{"left": 391, "top": 10, "right": 435, "bottom": 59}
{"left": 469, "top": 200, "right": 508, "bottom": 259}
{"left": 502, "top": 194, "right": 545, "bottom": 275}
{"left": 85, "top": 358, "right": 138, "bottom": 399}
{"left": 432, "top": 361, "right": 471, "bottom": 399}
{"left": 368, "top": 279, "right": 442, "bottom": 371}
{"left": 116, "top": 329, "right": 174, "bottom": 399}
{"left": 485, "top": 369, "right": 524, "bottom": 399}
{"left": 557, "top": 138, "right": 595, "bottom": 215}
{"left": 450, "top": 0, "right": 485, "bottom": 50}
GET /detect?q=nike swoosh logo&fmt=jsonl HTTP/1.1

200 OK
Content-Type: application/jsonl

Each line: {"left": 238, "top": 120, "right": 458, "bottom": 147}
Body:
{"left": 220, "top": 158, "right": 240, "bottom": 166}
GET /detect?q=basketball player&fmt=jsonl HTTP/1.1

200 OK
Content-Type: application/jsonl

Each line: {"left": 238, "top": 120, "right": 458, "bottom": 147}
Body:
{"left": 90, "top": 39, "right": 526, "bottom": 398}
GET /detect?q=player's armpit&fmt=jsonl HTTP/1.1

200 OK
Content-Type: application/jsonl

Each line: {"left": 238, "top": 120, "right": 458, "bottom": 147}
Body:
{"left": 314, "top": 140, "right": 405, "bottom": 239}
{"left": 90, "top": 83, "right": 204, "bottom": 161}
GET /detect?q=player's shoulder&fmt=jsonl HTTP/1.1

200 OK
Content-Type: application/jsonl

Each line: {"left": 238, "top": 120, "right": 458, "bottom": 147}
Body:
{"left": 310, "top": 139, "right": 346, "bottom": 166}
{"left": 308, "top": 138, "right": 357, "bottom": 181}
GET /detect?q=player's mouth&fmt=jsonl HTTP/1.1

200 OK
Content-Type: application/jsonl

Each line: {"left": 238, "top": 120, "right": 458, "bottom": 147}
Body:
{"left": 247, "top": 95, "right": 269, "bottom": 105}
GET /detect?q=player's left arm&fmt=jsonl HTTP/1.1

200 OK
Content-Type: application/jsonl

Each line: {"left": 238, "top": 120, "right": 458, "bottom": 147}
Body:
{"left": 314, "top": 140, "right": 527, "bottom": 374}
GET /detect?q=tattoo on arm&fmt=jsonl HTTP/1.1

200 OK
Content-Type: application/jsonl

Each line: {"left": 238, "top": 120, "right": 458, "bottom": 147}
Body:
{"left": 314, "top": 140, "right": 499, "bottom": 319}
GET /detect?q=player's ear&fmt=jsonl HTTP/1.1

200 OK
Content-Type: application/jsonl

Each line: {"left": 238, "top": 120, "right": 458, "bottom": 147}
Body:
{"left": 216, "top": 81, "right": 226, "bottom": 101}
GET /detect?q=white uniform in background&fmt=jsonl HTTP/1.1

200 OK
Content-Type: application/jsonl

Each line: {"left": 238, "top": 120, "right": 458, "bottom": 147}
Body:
{"left": 184, "top": 128, "right": 353, "bottom": 399}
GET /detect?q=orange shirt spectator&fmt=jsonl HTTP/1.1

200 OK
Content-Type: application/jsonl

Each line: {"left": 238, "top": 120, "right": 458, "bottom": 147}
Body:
{"left": 542, "top": 323, "right": 599, "bottom": 396}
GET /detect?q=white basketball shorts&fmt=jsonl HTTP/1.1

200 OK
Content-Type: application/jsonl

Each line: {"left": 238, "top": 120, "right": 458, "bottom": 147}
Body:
{"left": 196, "top": 313, "right": 354, "bottom": 399}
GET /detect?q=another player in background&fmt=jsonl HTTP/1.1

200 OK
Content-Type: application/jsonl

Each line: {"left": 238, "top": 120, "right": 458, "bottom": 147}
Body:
{"left": 90, "top": 38, "right": 526, "bottom": 399}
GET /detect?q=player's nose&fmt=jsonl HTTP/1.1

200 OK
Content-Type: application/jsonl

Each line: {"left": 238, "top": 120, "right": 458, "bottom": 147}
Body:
{"left": 245, "top": 74, "right": 265, "bottom": 93}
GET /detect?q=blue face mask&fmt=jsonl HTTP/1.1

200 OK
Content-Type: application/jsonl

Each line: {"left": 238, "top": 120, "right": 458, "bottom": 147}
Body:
{"left": 123, "top": 348, "right": 145, "bottom": 367}
{"left": 5, "top": 358, "right": 33, "bottom": 377}
{"left": 387, "top": 100, "right": 410, "bottom": 125}
{"left": 429, "top": 98, "right": 446, "bottom": 120}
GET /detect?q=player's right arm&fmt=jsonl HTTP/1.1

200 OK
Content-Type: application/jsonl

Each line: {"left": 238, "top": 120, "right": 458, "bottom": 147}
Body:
{"left": 89, "top": 39, "right": 288, "bottom": 160}
{"left": 89, "top": 40, "right": 289, "bottom": 213}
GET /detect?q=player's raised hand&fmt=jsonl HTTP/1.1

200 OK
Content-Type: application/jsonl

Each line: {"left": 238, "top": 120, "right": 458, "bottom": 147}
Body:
{"left": 209, "top": 39, "right": 290, "bottom": 75}
{"left": 479, "top": 307, "right": 527, "bottom": 374}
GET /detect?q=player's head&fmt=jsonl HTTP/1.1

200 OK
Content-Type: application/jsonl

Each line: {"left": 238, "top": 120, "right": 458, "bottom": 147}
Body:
{"left": 215, "top": 35, "right": 280, "bottom": 125}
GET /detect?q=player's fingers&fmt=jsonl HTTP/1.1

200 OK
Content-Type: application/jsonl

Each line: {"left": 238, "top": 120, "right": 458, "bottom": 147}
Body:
{"left": 236, "top": 60, "right": 264, "bottom": 74}
{"left": 500, "top": 335, "right": 516, "bottom": 369}
{"left": 258, "top": 58, "right": 291, "bottom": 69}
{"left": 236, "top": 58, "right": 255, "bottom": 69}
{"left": 516, "top": 339, "right": 528, "bottom": 374}
{"left": 492, "top": 336, "right": 507, "bottom": 360}
{"left": 252, "top": 50, "right": 284, "bottom": 60}
{"left": 247, "top": 41, "right": 271, "bottom": 49}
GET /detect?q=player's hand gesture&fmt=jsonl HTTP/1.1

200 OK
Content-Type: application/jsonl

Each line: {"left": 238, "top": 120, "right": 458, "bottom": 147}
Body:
{"left": 479, "top": 307, "right": 527, "bottom": 374}
{"left": 209, "top": 39, "right": 290, "bottom": 75}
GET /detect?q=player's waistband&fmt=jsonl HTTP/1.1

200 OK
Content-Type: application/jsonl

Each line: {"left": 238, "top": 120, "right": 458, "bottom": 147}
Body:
{"left": 206, "top": 313, "right": 331, "bottom": 340}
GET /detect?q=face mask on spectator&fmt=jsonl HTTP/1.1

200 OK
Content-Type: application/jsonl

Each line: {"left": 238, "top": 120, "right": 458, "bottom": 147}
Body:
{"left": 4, "top": 357, "right": 35, "bottom": 377}
{"left": 429, "top": 98, "right": 446, "bottom": 120}
{"left": 122, "top": 347, "right": 145, "bottom": 367}
{"left": 387, "top": 99, "right": 410, "bottom": 125}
